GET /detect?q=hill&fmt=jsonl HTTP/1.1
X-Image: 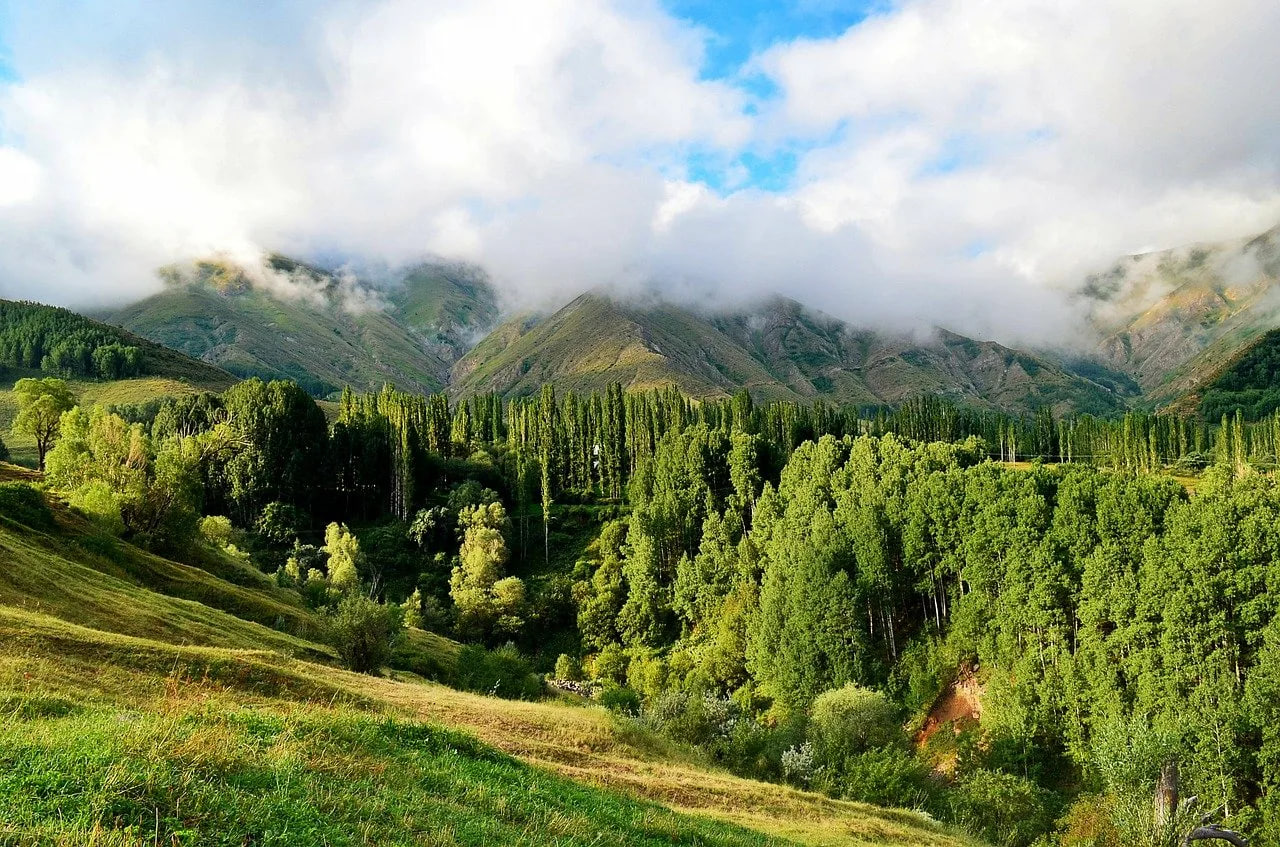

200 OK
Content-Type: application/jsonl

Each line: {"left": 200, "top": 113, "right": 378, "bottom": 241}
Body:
{"left": 0, "top": 298, "right": 234, "bottom": 390}
{"left": 1180, "top": 327, "right": 1280, "bottom": 420}
{"left": 1083, "top": 222, "right": 1280, "bottom": 407}
{"left": 0, "top": 471, "right": 971, "bottom": 847}
{"left": 106, "top": 256, "right": 498, "bottom": 398}
{"left": 451, "top": 291, "right": 1125, "bottom": 415}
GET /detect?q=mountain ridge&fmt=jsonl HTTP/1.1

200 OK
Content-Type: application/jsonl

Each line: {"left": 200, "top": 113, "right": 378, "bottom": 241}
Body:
{"left": 88, "top": 219, "right": 1280, "bottom": 415}
{"left": 449, "top": 289, "right": 1126, "bottom": 415}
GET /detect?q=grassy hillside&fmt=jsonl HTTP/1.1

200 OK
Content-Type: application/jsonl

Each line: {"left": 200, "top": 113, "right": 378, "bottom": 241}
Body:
{"left": 389, "top": 261, "right": 500, "bottom": 360}
{"left": 1178, "top": 327, "right": 1280, "bottom": 420}
{"left": 0, "top": 471, "right": 971, "bottom": 847}
{"left": 109, "top": 282, "right": 448, "bottom": 399}
{"left": 0, "top": 298, "right": 235, "bottom": 390}
{"left": 0, "top": 607, "right": 968, "bottom": 847}
{"left": 451, "top": 292, "right": 1123, "bottom": 415}
{"left": 0, "top": 374, "right": 228, "bottom": 467}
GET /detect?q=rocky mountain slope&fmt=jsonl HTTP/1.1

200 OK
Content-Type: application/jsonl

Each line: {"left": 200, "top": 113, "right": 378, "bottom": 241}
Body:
{"left": 451, "top": 291, "right": 1125, "bottom": 414}
{"left": 1082, "top": 223, "right": 1280, "bottom": 407}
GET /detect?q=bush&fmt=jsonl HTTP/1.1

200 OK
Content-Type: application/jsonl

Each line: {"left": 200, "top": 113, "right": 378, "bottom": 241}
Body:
{"left": 809, "top": 684, "right": 904, "bottom": 765}
{"left": 781, "top": 742, "right": 817, "bottom": 787}
{"left": 199, "top": 515, "right": 236, "bottom": 548}
{"left": 256, "top": 501, "right": 305, "bottom": 546}
{"left": 890, "top": 636, "right": 958, "bottom": 718}
{"left": 626, "top": 650, "right": 668, "bottom": 698}
{"left": 67, "top": 480, "right": 125, "bottom": 536}
{"left": 454, "top": 644, "right": 544, "bottom": 700}
{"left": 592, "top": 643, "right": 629, "bottom": 686}
{"left": 0, "top": 482, "right": 54, "bottom": 530}
{"left": 644, "top": 689, "right": 739, "bottom": 748}
{"left": 598, "top": 685, "right": 642, "bottom": 716}
{"left": 0, "top": 434, "right": 9, "bottom": 462}
{"left": 947, "top": 769, "right": 1055, "bottom": 847}
{"left": 325, "top": 594, "right": 405, "bottom": 674}
{"left": 818, "top": 746, "right": 941, "bottom": 811}
{"left": 554, "top": 653, "right": 584, "bottom": 681}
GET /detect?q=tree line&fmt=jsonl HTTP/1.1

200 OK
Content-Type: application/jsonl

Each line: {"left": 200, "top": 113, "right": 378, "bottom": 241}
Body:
{"left": 0, "top": 300, "right": 144, "bottom": 379}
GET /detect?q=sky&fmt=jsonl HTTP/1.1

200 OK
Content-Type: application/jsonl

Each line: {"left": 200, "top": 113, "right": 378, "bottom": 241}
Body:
{"left": 0, "top": 0, "right": 1279, "bottom": 345}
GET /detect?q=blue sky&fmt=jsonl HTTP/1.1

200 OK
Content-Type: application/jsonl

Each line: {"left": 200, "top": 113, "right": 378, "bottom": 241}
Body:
{"left": 664, "top": 0, "right": 880, "bottom": 81}
{"left": 0, "top": 4, "right": 13, "bottom": 82}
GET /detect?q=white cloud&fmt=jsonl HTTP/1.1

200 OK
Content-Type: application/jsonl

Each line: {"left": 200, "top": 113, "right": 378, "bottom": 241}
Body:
{"left": 762, "top": 0, "right": 1280, "bottom": 297}
{"left": 0, "top": 147, "right": 41, "bottom": 206}
{"left": 0, "top": 0, "right": 1277, "bottom": 346}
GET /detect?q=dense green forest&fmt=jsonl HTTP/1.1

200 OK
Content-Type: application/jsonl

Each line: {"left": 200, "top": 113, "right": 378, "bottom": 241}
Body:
{"left": 12, "top": 377, "right": 1280, "bottom": 846}
{"left": 0, "top": 299, "right": 235, "bottom": 388}
{"left": 0, "top": 300, "right": 146, "bottom": 378}
{"left": 1201, "top": 329, "right": 1280, "bottom": 422}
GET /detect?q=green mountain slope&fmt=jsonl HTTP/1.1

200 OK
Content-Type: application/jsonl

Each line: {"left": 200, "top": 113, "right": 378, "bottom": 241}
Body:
{"left": 1084, "top": 222, "right": 1280, "bottom": 407}
{"left": 0, "top": 298, "right": 237, "bottom": 465}
{"left": 452, "top": 292, "right": 1124, "bottom": 414}
{"left": 388, "top": 261, "right": 501, "bottom": 361}
{"left": 0, "top": 298, "right": 235, "bottom": 390}
{"left": 107, "top": 256, "right": 497, "bottom": 398}
{"left": 1177, "top": 327, "right": 1280, "bottom": 420}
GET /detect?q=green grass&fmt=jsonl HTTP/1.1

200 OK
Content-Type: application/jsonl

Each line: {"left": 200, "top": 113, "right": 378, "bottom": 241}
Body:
{"left": 0, "top": 702, "right": 791, "bottom": 847}
{"left": 0, "top": 603, "right": 973, "bottom": 847}
{"left": 109, "top": 278, "right": 458, "bottom": 398}
{"left": 0, "top": 482, "right": 319, "bottom": 651}
{"left": 450, "top": 292, "right": 1121, "bottom": 416}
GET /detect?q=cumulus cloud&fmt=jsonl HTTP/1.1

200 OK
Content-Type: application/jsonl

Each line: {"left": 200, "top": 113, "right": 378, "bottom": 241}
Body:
{"left": 0, "top": 0, "right": 1277, "bottom": 347}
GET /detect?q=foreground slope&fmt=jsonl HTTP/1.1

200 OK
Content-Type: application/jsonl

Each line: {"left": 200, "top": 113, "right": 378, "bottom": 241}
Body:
{"left": 0, "top": 472, "right": 971, "bottom": 847}
{"left": 452, "top": 291, "right": 1123, "bottom": 414}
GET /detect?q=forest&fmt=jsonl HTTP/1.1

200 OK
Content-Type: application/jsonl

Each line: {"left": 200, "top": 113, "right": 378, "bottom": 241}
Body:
{"left": 0, "top": 300, "right": 146, "bottom": 379}
{"left": 11, "top": 376, "right": 1280, "bottom": 847}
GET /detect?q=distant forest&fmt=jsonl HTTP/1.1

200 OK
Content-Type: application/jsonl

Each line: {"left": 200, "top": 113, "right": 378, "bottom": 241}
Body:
{"left": 0, "top": 300, "right": 144, "bottom": 379}
{"left": 1201, "top": 328, "right": 1280, "bottom": 421}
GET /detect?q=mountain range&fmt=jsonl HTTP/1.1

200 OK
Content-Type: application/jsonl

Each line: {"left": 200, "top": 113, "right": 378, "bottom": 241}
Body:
{"left": 70, "top": 220, "right": 1280, "bottom": 416}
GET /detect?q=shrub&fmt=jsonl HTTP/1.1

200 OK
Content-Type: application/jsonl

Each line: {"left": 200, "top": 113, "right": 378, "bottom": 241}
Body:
{"left": 599, "top": 685, "right": 642, "bottom": 716}
{"left": 256, "top": 501, "right": 305, "bottom": 546}
{"left": 67, "top": 480, "right": 125, "bottom": 536}
{"left": 325, "top": 594, "right": 405, "bottom": 674}
{"left": 819, "top": 746, "right": 941, "bottom": 811}
{"left": 947, "top": 769, "right": 1055, "bottom": 847}
{"left": 0, "top": 482, "right": 54, "bottom": 530}
{"left": 554, "top": 653, "right": 584, "bottom": 681}
{"left": 0, "top": 434, "right": 9, "bottom": 462}
{"left": 809, "top": 684, "right": 904, "bottom": 765}
{"left": 644, "top": 689, "right": 740, "bottom": 748}
{"left": 781, "top": 742, "right": 817, "bottom": 787}
{"left": 199, "top": 515, "right": 235, "bottom": 548}
{"left": 454, "top": 644, "right": 544, "bottom": 700}
{"left": 592, "top": 643, "right": 629, "bottom": 686}
{"left": 626, "top": 650, "right": 668, "bottom": 698}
